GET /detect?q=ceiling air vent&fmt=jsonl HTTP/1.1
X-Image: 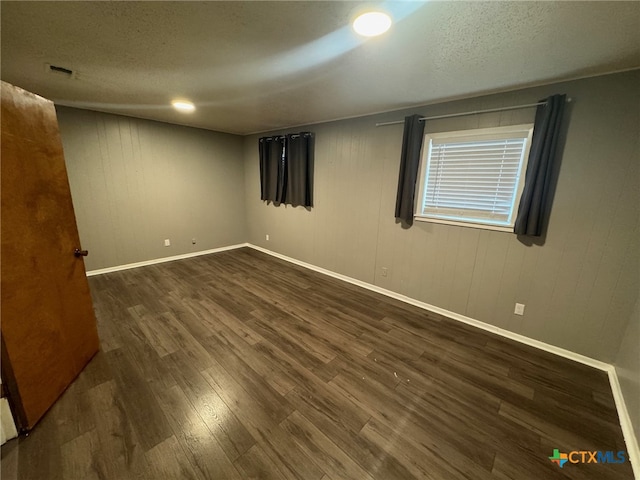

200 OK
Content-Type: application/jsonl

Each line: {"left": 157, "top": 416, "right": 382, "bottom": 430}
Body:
{"left": 45, "top": 63, "right": 76, "bottom": 78}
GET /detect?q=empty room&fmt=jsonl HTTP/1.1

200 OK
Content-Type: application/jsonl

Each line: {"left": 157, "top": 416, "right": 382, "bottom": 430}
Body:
{"left": 1, "top": 1, "right": 639, "bottom": 479}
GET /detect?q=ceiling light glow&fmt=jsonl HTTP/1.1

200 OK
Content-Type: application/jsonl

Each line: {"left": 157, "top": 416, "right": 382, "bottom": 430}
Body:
{"left": 352, "top": 11, "right": 392, "bottom": 37}
{"left": 172, "top": 100, "right": 195, "bottom": 112}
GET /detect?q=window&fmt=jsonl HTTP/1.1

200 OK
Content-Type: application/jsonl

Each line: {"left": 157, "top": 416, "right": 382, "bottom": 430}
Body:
{"left": 415, "top": 124, "right": 534, "bottom": 231}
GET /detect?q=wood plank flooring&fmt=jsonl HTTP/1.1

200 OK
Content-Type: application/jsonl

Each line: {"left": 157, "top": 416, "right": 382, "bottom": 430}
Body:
{"left": 1, "top": 248, "right": 634, "bottom": 479}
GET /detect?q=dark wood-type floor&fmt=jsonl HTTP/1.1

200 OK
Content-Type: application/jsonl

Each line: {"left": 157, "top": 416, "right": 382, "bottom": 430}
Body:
{"left": 1, "top": 248, "right": 633, "bottom": 479}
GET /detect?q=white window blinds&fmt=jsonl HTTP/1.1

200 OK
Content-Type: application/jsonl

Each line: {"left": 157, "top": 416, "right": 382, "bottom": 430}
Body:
{"left": 417, "top": 125, "right": 533, "bottom": 229}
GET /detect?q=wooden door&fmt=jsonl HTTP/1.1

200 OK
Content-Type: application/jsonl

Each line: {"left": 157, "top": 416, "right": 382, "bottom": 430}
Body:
{"left": 1, "top": 81, "right": 99, "bottom": 430}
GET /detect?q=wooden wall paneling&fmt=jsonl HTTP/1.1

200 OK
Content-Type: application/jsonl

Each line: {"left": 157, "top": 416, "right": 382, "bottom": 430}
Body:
{"left": 243, "top": 71, "right": 639, "bottom": 363}
{"left": 57, "top": 107, "right": 247, "bottom": 271}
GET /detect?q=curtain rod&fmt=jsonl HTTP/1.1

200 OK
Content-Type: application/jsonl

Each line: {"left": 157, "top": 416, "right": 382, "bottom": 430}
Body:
{"left": 260, "top": 132, "right": 313, "bottom": 140}
{"left": 375, "top": 98, "right": 571, "bottom": 127}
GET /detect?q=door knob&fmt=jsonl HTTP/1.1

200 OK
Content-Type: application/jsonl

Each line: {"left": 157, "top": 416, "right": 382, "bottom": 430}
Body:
{"left": 74, "top": 248, "right": 89, "bottom": 257}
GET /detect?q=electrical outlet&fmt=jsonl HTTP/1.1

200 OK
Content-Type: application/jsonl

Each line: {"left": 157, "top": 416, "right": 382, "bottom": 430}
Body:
{"left": 192, "top": 238, "right": 196, "bottom": 245}
{"left": 381, "top": 267, "right": 388, "bottom": 277}
{"left": 266, "top": 234, "right": 270, "bottom": 241}
{"left": 164, "top": 239, "right": 171, "bottom": 247}
{"left": 514, "top": 303, "right": 525, "bottom": 316}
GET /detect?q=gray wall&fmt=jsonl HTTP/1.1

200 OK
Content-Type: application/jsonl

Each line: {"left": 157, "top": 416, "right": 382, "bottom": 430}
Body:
{"left": 57, "top": 107, "right": 246, "bottom": 271}
{"left": 616, "top": 297, "right": 640, "bottom": 442}
{"left": 56, "top": 72, "right": 637, "bottom": 431}
{"left": 243, "top": 70, "right": 639, "bottom": 364}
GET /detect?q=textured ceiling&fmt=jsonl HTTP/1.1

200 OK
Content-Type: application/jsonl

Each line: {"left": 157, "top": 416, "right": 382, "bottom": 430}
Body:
{"left": 2, "top": 1, "right": 639, "bottom": 135}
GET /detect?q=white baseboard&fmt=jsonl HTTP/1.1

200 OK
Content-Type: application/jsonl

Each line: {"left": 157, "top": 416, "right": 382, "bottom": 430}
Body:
{"left": 85, "top": 243, "right": 249, "bottom": 276}
{"left": 84, "top": 241, "right": 639, "bottom": 476}
{"left": 609, "top": 368, "right": 640, "bottom": 479}
{"left": 247, "top": 243, "right": 639, "bottom": 476}
{"left": 248, "top": 244, "right": 608, "bottom": 368}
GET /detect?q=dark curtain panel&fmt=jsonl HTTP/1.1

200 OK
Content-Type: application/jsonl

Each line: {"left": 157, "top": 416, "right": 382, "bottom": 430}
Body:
{"left": 259, "top": 132, "right": 314, "bottom": 207}
{"left": 286, "top": 133, "right": 314, "bottom": 207}
{"left": 276, "top": 138, "right": 287, "bottom": 204}
{"left": 395, "top": 114, "right": 425, "bottom": 226}
{"left": 259, "top": 136, "right": 285, "bottom": 203}
{"left": 514, "top": 94, "right": 566, "bottom": 236}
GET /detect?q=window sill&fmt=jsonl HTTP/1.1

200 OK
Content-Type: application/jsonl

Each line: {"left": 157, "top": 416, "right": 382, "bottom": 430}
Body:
{"left": 413, "top": 215, "right": 514, "bottom": 233}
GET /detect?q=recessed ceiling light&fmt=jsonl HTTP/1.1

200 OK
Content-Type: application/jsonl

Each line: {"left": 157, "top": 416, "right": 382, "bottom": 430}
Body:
{"left": 172, "top": 100, "right": 195, "bottom": 112}
{"left": 352, "top": 11, "right": 392, "bottom": 37}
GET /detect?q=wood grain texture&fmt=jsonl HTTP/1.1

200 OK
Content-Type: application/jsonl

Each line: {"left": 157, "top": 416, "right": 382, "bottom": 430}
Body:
{"left": 1, "top": 249, "right": 633, "bottom": 479}
{"left": 1, "top": 81, "right": 100, "bottom": 430}
{"left": 242, "top": 71, "right": 639, "bottom": 364}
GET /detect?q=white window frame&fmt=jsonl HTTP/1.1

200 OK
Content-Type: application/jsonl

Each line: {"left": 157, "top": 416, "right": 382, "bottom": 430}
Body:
{"left": 415, "top": 124, "right": 534, "bottom": 232}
